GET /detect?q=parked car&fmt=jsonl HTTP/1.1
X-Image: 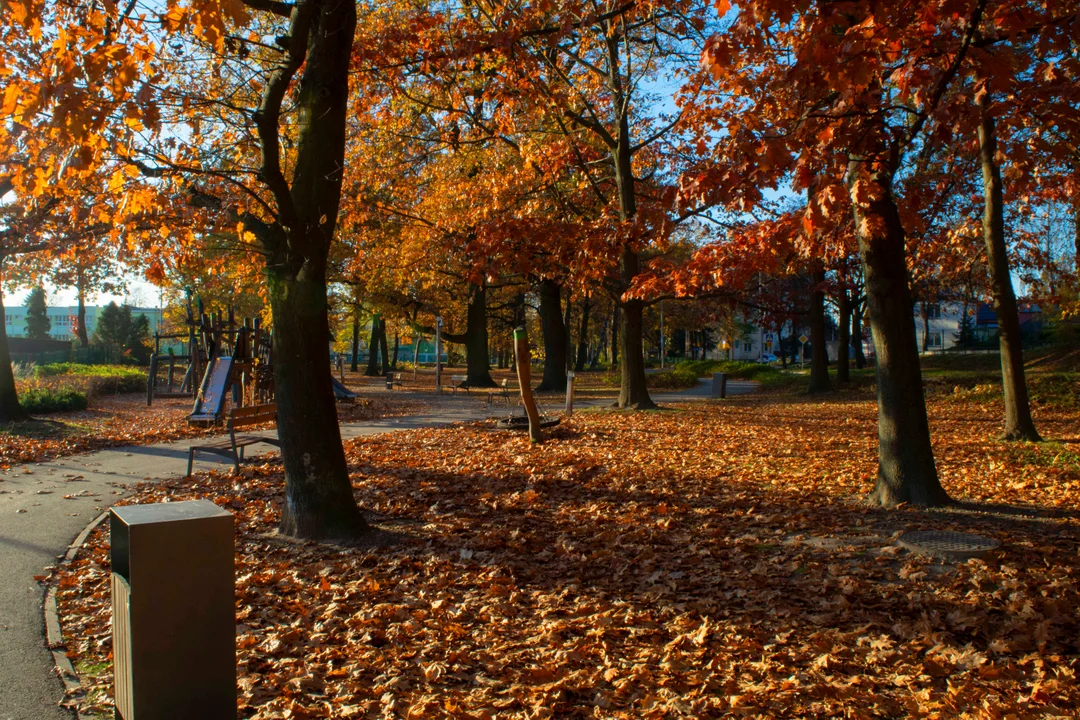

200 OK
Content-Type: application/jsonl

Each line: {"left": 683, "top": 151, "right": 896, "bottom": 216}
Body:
{"left": 758, "top": 353, "right": 778, "bottom": 364}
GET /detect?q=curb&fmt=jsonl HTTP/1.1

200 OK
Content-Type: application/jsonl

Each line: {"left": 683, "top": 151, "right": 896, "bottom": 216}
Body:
{"left": 43, "top": 510, "right": 110, "bottom": 720}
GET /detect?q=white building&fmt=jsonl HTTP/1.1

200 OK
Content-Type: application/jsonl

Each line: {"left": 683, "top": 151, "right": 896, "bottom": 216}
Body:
{"left": 913, "top": 302, "right": 965, "bottom": 352}
{"left": 4, "top": 306, "right": 164, "bottom": 342}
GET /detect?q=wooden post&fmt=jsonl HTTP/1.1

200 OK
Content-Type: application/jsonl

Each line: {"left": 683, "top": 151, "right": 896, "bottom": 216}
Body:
{"left": 146, "top": 354, "right": 158, "bottom": 407}
{"left": 565, "top": 370, "right": 575, "bottom": 418}
{"left": 513, "top": 327, "right": 543, "bottom": 443}
{"left": 435, "top": 317, "right": 443, "bottom": 394}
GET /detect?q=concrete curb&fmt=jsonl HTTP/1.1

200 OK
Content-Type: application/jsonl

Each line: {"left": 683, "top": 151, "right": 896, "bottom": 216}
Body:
{"left": 43, "top": 510, "right": 110, "bottom": 720}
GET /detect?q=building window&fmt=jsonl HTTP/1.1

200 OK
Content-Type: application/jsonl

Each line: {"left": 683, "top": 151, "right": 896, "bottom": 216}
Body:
{"left": 744, "top": 342, "right": 752, "bottom": 352}
{"left": 926, "top": 303, "right": 942, "bottom": 319}
{"left": 929, "top": 332, "right": 943, "bottom": 348}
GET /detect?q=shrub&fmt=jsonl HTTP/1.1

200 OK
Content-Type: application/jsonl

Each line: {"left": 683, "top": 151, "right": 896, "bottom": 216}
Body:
{"left": 646, "top": 369, "right": 699, "bottom": 390}
{"left": 20, "top": 386, "right": 88, "bottom": 413}
{"left": 33, "top": 363, "right": 146, "bottom": 395}
{"left": 676, "top": 359, "right": 781, "bottom": 380}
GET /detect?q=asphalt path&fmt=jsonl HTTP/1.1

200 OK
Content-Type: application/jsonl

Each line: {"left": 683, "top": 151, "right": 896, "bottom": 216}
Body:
{"left": 0, "top": 381, "right": 753, "bottom": 720}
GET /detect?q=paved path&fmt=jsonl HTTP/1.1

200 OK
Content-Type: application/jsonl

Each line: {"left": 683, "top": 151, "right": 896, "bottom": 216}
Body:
{"left": 0, "top": 382, "right": 752, "bottom": 720}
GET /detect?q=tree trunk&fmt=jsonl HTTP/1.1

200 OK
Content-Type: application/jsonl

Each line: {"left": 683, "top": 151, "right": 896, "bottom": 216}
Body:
{"left": 563, "top": 295, "right": 573, "bottom": 371}
{"left": 612, "top": 112, "right": 653, "bottom": 408}
{"left": 808, "top": 266, "right": 831, "bottom": 393}
{"left": 378, "top": 318, "right": 390, "bottom": 375}
{"left": 618, "top": 298, "right": 655, "bottom": 408}
{"left": 837, "top": 286, "right": 851, "bottom": 383}
{"left": 610, "top": 305, "right": 619, "bottom": 366}
{"left": 852, "top": 298, "right": 867, "bottom": 369}
{"left": 0, "top": 278, "right": 26, "bottom": 422}
{"left": 920, "top": 303, "right": 930, "bottom": 353}
{"left": 978, "top": 102, "right": 1041, "bottom": 442}
{"left": 847, "top": 156, "right": 948, "bottom": 507}
{"left": 270, "top": 269, "right": 368, "bottom": 539}
{"left": 575, "top": 295, "right": 591, "bottom": 372}
{"left": 76, "top": 268, "right": 89, "bottom": 348}
{"left": 391, "top": 332, "right": 399, "bottom": 370}
{"left": 536, "top": 279, "right": 567, "bottom": 392}
{"left": 413, "top": 332, "right": 421, "bottom": 368}
{"left": 350, "top": 312, "right": 359, "bottom": 372}
{"left": 442, "top": 283, "right": 495, "bottom": 387}
{"left": 365, "top": 316, "right": 381, "bottom": 376}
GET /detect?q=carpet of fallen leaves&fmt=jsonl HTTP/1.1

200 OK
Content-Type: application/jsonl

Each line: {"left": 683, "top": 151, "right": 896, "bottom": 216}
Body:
{"left": 55, "top": 386, "right": 1080, "bottom": 719}
{"left": 0, "top": 392, "right": 428, "bottom": 468}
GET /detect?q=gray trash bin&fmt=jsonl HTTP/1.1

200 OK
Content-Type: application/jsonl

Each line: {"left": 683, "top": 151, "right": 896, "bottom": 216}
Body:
{"left": 711, "top": 372, "right": 728, "bottom": 399}
{"left": 111, "top": 500, "right": 236, "bottom": 719}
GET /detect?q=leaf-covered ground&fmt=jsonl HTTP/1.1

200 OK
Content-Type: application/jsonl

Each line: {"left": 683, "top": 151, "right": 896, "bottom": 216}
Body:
{"left": 55, "top": 387, "right": 1080, "bottom": 718}
{"left": 0, "top": 390, "right": 433, "bottom": 468}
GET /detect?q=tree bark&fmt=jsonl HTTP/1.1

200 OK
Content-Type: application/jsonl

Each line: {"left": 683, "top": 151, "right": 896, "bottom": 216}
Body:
{"left": 612, "top": 108, "right": 654, "bottom": 409}
{"left": 610, "top": 305, "right": 619, "bottom": 366}
{"left": 575, "top": 295, "right": 591, "bottom": 372}
{"left": 350, "top": 312, "right": 359, "bottom": 372}
{"left": 618, "top": 297, "right": 655, "bottom": 409}
{"left": 268, "top": 0, "right": 368, "bottom": 539}
{"left": 847, "top": 156, "right": 948, "bottom": 507}
{"left": 391, "top": 331, "right": 399, "bottom": 370}
{"left": 563, "top": 295, "right": 573, "bottom": 371}
{"left": 365, "top": 315, "right": 381, "bottom": 376}
{"left": 270, "top": 269, "right": 368, "bottom": 539}
{"left": 920, "top": 303, "right": 930, "bottom": 353}
{"left": 76, "top": 267, "right": 89, "bottom": 348}
{"left": 378, "top": 318, "right": 390, "bottom": 375}
{"left": 0, "top": 276, "right": 27, "bottom": 422}
{"left": 837, "top": 285, "right": 851, "bottom": 383}
{"left": 808, "top": 266, "right": 831, "bottom": 393}
{"left": 536, "top": 279, "right": 567, "bottom": 392}
{"left": 441, "top": 282, "right": 495, "bottom": 387}
{"left": 978, "top": 101, "right": 1041, "bottom": 442}
{"left": 852, "top": 297, "right": 867, "bottom": 369}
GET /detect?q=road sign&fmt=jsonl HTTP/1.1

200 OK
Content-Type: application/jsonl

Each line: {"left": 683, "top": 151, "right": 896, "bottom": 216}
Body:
{"left": 799, "top": 334, "right": 808, "bottom": 344}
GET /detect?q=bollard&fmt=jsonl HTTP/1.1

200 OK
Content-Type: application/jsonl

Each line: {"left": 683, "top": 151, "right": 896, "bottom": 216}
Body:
{"left": 711, "top": 372, "right": 728, "bottom": 399}
{"left": 111, "top": 500, "right": 236, "bottom": 720}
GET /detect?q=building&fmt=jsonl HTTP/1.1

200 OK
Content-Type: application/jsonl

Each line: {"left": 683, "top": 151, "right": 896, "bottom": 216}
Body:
{"left": 3, "top": 305, "right": 164, "bottom": 342}
{"left": 912, "top": 301, "right": 1045, "bottom": 353}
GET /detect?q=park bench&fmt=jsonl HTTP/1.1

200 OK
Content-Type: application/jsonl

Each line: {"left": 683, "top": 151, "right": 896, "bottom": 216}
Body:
{"left": 386, "top": 371, "right": 406, "bottom": 389}
{"left": 487, "top": 378, "right": 513, "bottom": 406}
{"left": 450, "top": 374, "right": 469, "bottom": 393}
{"left": 187, "top": 404, "right": 280, "bottom": 477}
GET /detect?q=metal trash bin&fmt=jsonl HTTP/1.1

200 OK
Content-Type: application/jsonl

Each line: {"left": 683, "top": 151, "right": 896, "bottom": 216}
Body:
{"left": 711, "top": 372, "right": 728, "bottom": 399}
{"left": 111, "top": 499, "right": 236, "bottom": 719}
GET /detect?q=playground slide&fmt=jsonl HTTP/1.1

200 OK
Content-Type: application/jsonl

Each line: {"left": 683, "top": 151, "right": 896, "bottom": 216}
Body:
{"left": 331, "top": 376, "right": 358, "bottom": 401}
{"left": 188, "top": 356, "right": 234, "bottom": 424}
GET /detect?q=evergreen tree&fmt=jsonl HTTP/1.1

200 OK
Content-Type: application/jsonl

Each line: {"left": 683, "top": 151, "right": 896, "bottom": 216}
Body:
{"left": 93, "top": 302, "right": 129, "bottom": 362}
{"left": 24, "top": 287, "right": 51, "bottom": 340}
{"left": 125, "top": 314, "right": 151, "bottom": 364}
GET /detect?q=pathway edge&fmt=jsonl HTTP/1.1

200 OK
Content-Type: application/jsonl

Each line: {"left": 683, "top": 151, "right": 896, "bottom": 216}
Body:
{"left": 43, "top": 510, "right": 109, "bottom": 720}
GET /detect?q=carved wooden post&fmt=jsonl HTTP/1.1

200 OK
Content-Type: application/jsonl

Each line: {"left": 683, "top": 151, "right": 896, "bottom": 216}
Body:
{"left": 513, "top": 327, "right": 543, "bottom": 443}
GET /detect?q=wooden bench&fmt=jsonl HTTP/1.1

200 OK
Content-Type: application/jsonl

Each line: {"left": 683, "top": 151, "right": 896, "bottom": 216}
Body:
{"left": 386, "top": 371, "right": 406, "bottom": 389}
{"left": 187, "top": 404, "right": 281, "bottom": 477}
{"left": 487, "top": 378, "right": 513, "bottom": 406}
{"left": 449, "top": 374, "right": 469, "bottom": 393}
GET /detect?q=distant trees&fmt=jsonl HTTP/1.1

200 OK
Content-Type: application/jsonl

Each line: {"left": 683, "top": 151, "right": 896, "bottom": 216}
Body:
{"left": 94, "top": 303, "right": 151, "bottom": 364}
{"left": 24, "top": 287, "right": 51, "bottom": 340}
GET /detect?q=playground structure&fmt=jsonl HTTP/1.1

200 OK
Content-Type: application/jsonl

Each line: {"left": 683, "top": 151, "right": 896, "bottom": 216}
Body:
{"left": 187, "top": 313, "right": 274, "bottom": 426}
{"left": 144, "top": 298, "right": 274, "bottom": 426}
